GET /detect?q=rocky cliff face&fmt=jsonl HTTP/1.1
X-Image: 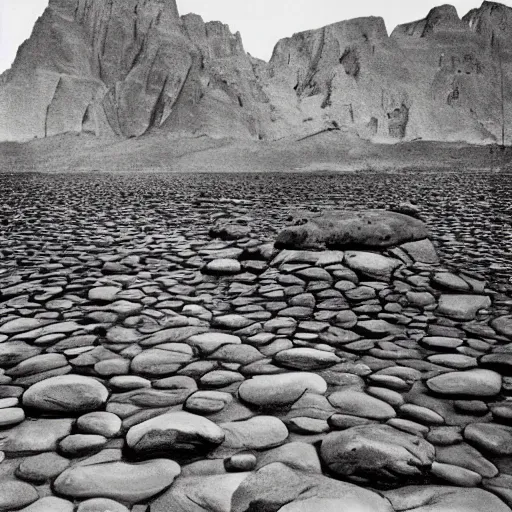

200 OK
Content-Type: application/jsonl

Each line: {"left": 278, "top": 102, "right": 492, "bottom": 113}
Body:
{"left": 0, "top": 0, "right": 270, "bottom": 141}
{"left": 0, "top": 1, "right": 511, "bottom": 144}
{"left": 263, "top": 1, "right": 512, "bottom": 144}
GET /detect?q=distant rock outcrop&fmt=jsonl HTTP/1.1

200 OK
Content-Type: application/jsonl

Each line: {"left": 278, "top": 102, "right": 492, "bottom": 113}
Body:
{"left": 0, "top": 0, "right": 269, "bottom": 141}
{"left": 264, "top": 2, "right": 512, "bottom": 144}
{"left": 0, "top": 1, "right": 511, "bottom": 144}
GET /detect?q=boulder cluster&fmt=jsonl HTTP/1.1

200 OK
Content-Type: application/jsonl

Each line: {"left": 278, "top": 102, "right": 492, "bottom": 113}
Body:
{"left": 1, "top": 207, "right": 512, "bottom": 511}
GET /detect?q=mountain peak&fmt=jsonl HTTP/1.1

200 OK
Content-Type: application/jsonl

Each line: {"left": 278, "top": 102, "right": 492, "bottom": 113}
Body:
{"left": 0, "top": 2, "right": 511, "bottom": 145}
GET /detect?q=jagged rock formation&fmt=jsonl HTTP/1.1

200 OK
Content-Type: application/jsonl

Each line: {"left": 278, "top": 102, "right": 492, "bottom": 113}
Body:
{"left": 264, "top": 2, "right": 512, "bottom": 144}
{"left": 0, "top": 1, "right": 511, "bottom": 144}
{"left": 0, "top": 0, "right": 269, "bottom": 141}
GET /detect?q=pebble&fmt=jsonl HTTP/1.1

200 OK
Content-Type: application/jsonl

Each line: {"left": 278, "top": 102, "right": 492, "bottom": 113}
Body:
{"left": 219, "top": 416, "right": 288, "bottom": 451}
{"left": 88, "top": 286, "right": 121, "bottom": 302}
{"left": 187, "top": 332, "right": 242, "bottom": 354}
{"left": 185, "top": 391, "right": 232, "bottom": 414}
{"left": 23, "top": 375, "right": 109, "bottom": 413}
{"left": 58, "top": 434, "right": 107, "bottom": 457}
{"left": 126, "top": 412, "right": 225, "bottom": 457}
{"left": 435, "top": 442, "right": 498, "bottom": 478}
{"left": 16, "top": 452, "right": 71, "bottom": 483}
{"left": 131, "top": 345, "right": 194, "bottom": 375}
{"left": 274, "top": 348, "right": 339, "bottom": 370}
{"left": 0, "top": 481, "right": 38, "bottom": 511}
{"left": 427, "top": 369, "right": 502, "bottom": 397}
{"left": 77, "top": 498, "right": 130, "bottom": 512}
{"left": 19, "top": 497, "right": 74, "bottom": 512}
{"left": 224, "top": 453, "right": 257, "bottom": 472}
{"left": 430, "top": 461, "right": 482, "bottom": 486}
{"left": 0, "top": 407, "right": 25, "bottom": 427}
{"left": 421, "top": 336, "right": 464, "bottom": 349}
{"left": 328, "top": 390, "right": 396, "bottom": 420}
{"left": 320, "top": 424, "right": 435, "bottom": 484}
{"left": 205, "top": 259, "right": 241, "bottom": 275}
{"left": 0, "top": 418, "right": 73, "bottom": 454}
{"left": 492, "top": 315, "right": 512, "bottom": 339}
{"left": 399, "top": 403, "right": 445, "bottom": 425}
{"left": 464, "top": 423, "right": 512, "bottom": 455}
{"left": 384, "top": 486, "right": 511, "bottom": 512}
{"left": 238, "top": 373, "right": 327, "bottom": 407}
{"left": 344, "top": 252, "right": 401, "bottom": 281}
{"left": 432, "top": 272, "right": 471, "bottom": 291}
{"left": 54, "top": 459, "right": 181, "bottom": 504}
{"left": 437, "top": 294, "right": 492, "bottom": 320}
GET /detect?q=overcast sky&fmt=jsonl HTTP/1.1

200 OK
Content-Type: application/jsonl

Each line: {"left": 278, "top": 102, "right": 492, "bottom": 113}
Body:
{"left": 1, "top": 0, "right": 511, "bottom": 73}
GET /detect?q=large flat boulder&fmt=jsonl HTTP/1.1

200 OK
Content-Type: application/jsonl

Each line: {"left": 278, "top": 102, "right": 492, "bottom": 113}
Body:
{"left": 53, "top": 459, "right": 180, "bottom": 504}
{"left": 238, "top": 373, "right": 327, "bottom": 407}
{"left": 275, "top": 211, "right": 430, "bottom": 250}
{"left": 126, "top": 411, "right": 225, "bottom": 458}
{"left": 22, "top": 375, "right": 109, "bottom": 413}
{"left": 231, "top": 463, "right": 392, "bottom": 512}
{"left": 320, "top": 425, "right": 435, "bottom": 485}
{"left": 384, "top": 485, "right": 512, "bottom": 512}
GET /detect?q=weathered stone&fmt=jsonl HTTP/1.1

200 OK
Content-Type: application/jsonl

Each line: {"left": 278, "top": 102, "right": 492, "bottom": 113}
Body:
{"left": 437, "top": 295, "right": 491, "bottom": 320}
{"left": 0, "top": 418, "right": 73, "bottom": 454}
{"left": 384, "top": 485, "right": 511, "bottom": 512}
{"left": 231, "top": 463, "right": 393, "bottom": 512}
{"left": 77, "top": 498, "right": 129, "bottom": 512}
{"left": 320, "top": 425, "right": 435, "bottom": 484}
{"left": 131, "top": 345, "right": 194, "bottom": 375}
{"left": 238, "top": 373, "right": 327, "bottom": 407}
{"left": 23, "top": 375, "right": 109, "bottom": 413}
{"left": 427, "top": 370, "right": 502, "bottom": 397}
{"left": 435, "top": 443, "right": 498, "bottom": 478}
{"left": 88, "top": 287, "right": 121, "bottom": 302}
{"left": 345, "top": 251, "right": 401, "bottom": 281}
{"left": 151, "top": 473, "right": 251, "bottom": 512}
{"left": 464, "top": 423, "right": 512, "bottom": 456}
{"left": 492, "top": 316, "right": 512, "bottom": 339}
{"left": 54, "top": 459, "right": 180, "bottom": 504}
{"left": 219, "top": 416, "right": 288, "bottom": 451}
{"left": 274, "top": 348, "right": 339, "bottom": 370}
{"left": 16, "top": 452, "right": 71, "bottom": 483}
{"left": 0, "top": 407, "right": 24, "bottom": 427}
{"left": 0, "top": 342, "right": 42, "bottom": 367}
{"left": 19, "top": 497, "right": 74, "bottom": 512}
{"left": 224, "top": 454, "right": 257, "bottom": 472}
{"left": 0, "top": 317, "right": 53, "bottom": 335}
{"left": 328, "top": 390, "right": 396, "bottom": 420}
{"left": 430, "top": 462, "right": 482, "bottom": 487}
{"left": 126, "top": 411, "right": 225, "bottom": 457}
{"left": 256, "top": 442, "right": 322, "bottom": 472}
{"left": 432, "top": 273, "right": 471, "bottom": 291}
{"left": 59, "top": 434, "right": 107, "bottom": 457}
{"left": 205, "top": 259, "right": 241, "bottom": 275}
{"left": 187, "top": 332, "right": 242, "bottom": 354}
{"left": 0, "top": 481, "right": 38, "bottom": 511}
{"left": 399, "top": 239, "right": 439, "bottom": 264}
{"left": 276, "top": 211, "right": 429, "bottom": 250}
{"left": 185, "top": 391, "right": 232, "bottom": 414}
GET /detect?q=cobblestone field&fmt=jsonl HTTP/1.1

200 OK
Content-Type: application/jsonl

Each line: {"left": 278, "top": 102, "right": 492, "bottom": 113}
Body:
{"left": 2, "top": 172, "right": 512, "bottom": 292}
{"left": 1, "top": 171, "right": 512, "bottom": 512}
